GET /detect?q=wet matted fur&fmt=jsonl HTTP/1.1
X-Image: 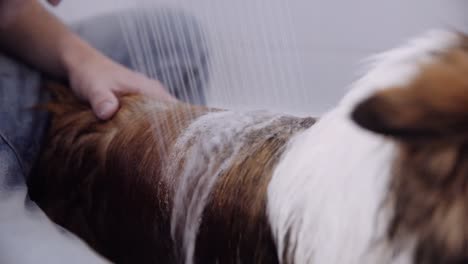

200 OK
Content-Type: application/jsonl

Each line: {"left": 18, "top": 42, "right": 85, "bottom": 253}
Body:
{"left": 28, "top": 83, "right": 315, "bottom": 264}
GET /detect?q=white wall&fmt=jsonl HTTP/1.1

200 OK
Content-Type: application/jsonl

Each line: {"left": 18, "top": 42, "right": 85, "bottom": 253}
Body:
{"left": 50, "top": 0, "right": 468, "bottom": 115}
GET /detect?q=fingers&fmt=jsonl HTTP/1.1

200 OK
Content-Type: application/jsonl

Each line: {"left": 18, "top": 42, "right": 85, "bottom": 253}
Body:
{"left": 87, "top": 87, "right": 119, "bottom": 120}
{"left": 126, "top": 73, "right": 178, "bottom": 102}
{"left": 140, "top": 80, "right": 178, "bottom": 102}
{"left": 46, "top": 0, "right": 62, "bottom": 6}
{"left": 70, "top": 61, "right": 178, "bottom": 120}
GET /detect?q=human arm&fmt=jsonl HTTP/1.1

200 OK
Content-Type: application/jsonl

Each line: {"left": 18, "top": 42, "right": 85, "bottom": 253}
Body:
{"left": 0, "top": 0, "right": 175, "bottom": 119}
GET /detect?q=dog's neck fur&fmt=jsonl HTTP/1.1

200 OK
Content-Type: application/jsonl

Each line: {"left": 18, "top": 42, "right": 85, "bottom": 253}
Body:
{"left": 267, "top": 30, "right": 462, "bottom": 264}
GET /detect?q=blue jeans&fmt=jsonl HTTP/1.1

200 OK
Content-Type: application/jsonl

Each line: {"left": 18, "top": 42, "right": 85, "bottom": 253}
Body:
{"left": 0, "top": 8, "right": 208, "bottom": 264}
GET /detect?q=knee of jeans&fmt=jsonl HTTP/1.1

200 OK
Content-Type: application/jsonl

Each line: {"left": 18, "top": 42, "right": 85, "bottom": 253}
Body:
{"left": 0, "top": 135, "right": 27, "bottom": 187}
{"left": 0, "top": 54, "right": 27, "bottom": 78}
{"left": 0, "top": 53, "right": 43, "bottom": 111}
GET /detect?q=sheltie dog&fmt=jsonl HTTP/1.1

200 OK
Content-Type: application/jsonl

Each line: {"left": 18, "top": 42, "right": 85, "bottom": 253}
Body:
{"left": 29, "top": 30, "right": 468, "bottom": 264}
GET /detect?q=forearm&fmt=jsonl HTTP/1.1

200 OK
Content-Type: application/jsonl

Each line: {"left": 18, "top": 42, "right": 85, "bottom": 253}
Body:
{"left": 0, "top": 0, "right": 174, "bottom": 120}
{"left": 0, "top": 0, "right": 96, "bottom": 79}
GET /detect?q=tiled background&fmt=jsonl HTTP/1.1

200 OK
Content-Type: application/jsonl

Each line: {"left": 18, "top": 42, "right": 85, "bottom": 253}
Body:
{"left": 49, "top": 0, "right": 468, "bottom": 115}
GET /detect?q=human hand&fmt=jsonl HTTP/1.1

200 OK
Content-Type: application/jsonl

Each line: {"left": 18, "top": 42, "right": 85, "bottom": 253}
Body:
{"left": 62, "top": 36, "right": 176, "bottom": 120}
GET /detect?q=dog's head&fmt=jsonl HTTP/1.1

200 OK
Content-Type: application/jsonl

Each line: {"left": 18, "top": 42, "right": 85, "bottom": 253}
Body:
{"left": 352, "top": 42, "right": 468, "bottom": 263}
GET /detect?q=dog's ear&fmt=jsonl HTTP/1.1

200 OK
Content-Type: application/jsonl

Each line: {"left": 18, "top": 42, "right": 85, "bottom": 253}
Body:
{"left": 351, "top": 60, "right": 468, "bottom": 141}
{"left": 351, "top": 88, "right": 428, "bottom": 139}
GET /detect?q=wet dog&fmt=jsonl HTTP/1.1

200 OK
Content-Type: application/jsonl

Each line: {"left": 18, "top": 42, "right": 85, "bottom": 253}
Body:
{"left": 29, "top": 30, "right": 468, "bottom": 264}
{"left": 29, "top": 83, "right": 314, "bottom": 264}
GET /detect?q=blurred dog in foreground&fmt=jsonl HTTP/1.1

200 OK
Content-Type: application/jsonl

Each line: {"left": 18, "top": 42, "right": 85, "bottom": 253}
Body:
{"left": 29, "top": 30, "right": 468, "bottom": 264}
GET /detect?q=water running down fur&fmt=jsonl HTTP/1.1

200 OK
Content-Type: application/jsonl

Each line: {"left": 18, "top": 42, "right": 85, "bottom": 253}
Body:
{"left": 29, "top": 30, "right": 468, "bottom": 264}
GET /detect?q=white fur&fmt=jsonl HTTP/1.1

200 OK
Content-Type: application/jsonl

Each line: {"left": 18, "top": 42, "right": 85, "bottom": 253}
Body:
{"left": 267, "top": 30, "right": 460, "bottom": 264}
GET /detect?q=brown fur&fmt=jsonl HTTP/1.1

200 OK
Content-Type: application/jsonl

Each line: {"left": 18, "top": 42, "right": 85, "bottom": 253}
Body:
{"left": 29, "top": 83, "right": 314, "bottom": 264}
{"left": 352, "top": 35, "right": 468, "bottom": 263}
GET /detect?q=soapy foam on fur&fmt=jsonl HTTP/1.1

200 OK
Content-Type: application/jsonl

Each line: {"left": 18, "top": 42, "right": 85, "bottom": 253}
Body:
{"left": 168, "top": 110, "right": 284, "bottom": 264}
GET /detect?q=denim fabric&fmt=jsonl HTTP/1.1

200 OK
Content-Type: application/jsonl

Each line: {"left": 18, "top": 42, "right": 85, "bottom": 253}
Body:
{"left": 0, "top": 53, "right": 109, "bottom": 264}
{"left": 0, "top": 8, "right": 209, "bottom": 264}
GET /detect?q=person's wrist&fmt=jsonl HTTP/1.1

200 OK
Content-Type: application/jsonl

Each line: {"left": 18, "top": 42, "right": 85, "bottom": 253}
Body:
{"left": 59, "top": 33, "right": 101, "bottom": 79}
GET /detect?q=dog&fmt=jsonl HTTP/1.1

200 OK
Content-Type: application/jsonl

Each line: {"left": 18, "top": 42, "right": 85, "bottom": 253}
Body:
{"left": 29, "top": 29, "right": 468, "bottom": 264}
{"left": 29, "top": 83, "right": 315, "bottom": 264}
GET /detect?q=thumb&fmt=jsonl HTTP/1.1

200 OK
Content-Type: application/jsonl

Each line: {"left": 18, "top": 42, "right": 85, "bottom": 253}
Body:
{"left": 88, "top": 88, "right": 119, "bottom": 120}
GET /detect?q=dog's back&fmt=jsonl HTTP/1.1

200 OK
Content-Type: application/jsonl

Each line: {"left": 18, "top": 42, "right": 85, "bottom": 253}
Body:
{"left": 29, "top": 84, "right": 315, "bottom": 264}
